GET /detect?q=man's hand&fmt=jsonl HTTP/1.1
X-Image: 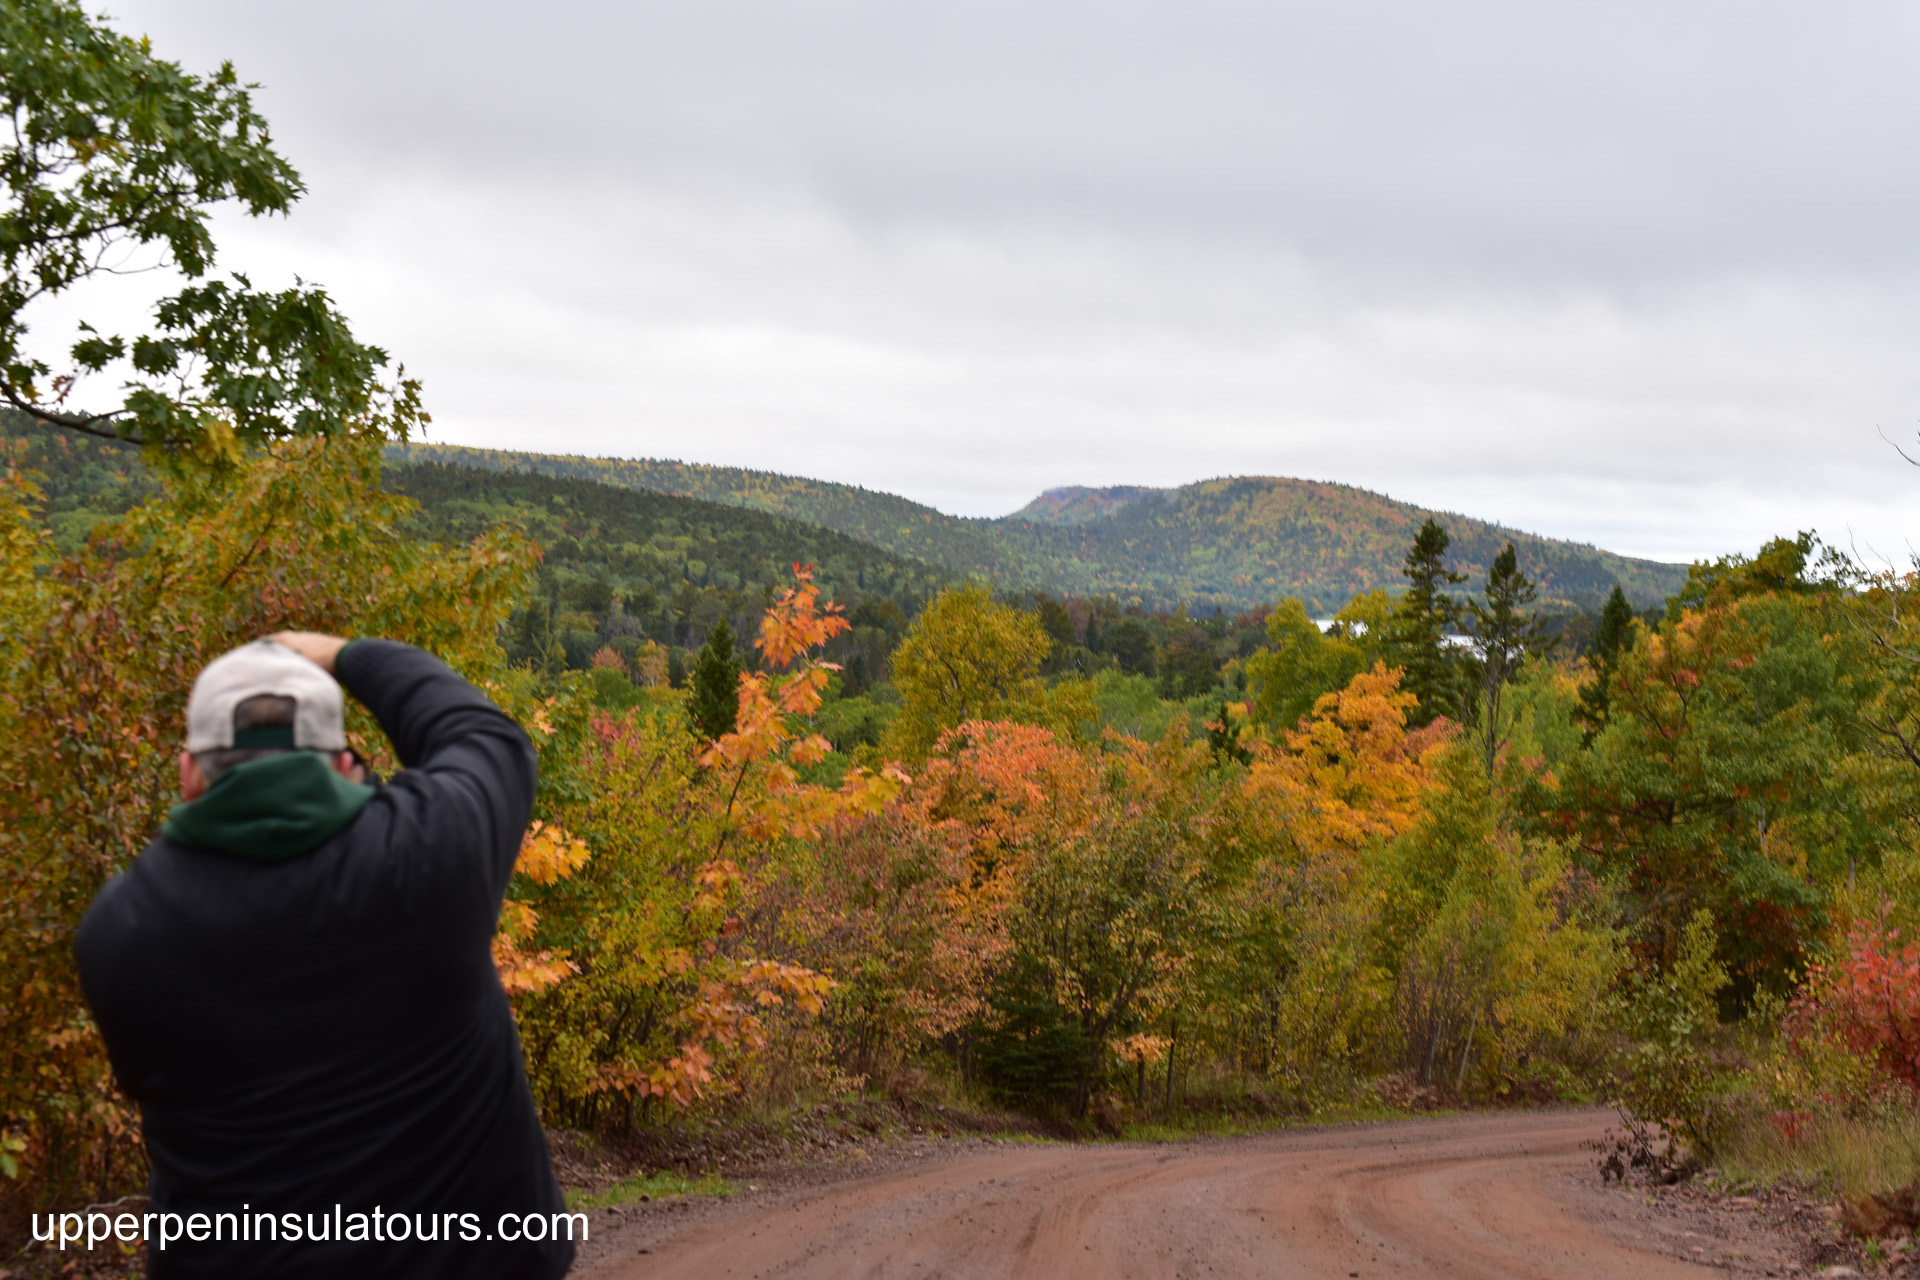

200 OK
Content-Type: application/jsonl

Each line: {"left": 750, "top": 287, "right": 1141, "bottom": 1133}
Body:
{"left": 267, "top": 631, "right": 350, "bottom": 674}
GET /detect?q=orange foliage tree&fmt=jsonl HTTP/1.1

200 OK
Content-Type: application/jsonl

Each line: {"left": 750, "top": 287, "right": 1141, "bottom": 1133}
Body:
{"left": 508, "top": 566, "right": 908, "bottom": 1121}
{"left": 493, "top": 821, "right": 592, "bottom": 996}
{"left": 756, "top": 720, "right": 1098, "bottom": 1085}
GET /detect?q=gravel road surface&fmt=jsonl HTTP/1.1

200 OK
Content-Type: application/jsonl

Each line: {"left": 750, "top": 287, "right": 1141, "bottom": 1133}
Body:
{"left": 579, "top": 1109, "right": 1796, "bottom": 1279}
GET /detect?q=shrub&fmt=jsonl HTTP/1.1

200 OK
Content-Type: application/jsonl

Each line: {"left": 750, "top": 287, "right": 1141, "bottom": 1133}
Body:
{"left": 1791, "top": 921, "right": 1920, "bottom": 1091}
{"left": 1613, "top": 910, "right": 1736, "bottom": 1158}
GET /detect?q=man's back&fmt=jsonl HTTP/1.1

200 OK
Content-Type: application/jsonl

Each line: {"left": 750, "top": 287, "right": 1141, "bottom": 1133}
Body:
{"left": 77, "top": 639, "right": 573, "bottom": 1279}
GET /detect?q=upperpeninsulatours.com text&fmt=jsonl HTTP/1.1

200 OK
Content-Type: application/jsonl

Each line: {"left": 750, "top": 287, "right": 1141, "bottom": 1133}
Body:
{"left": 33, "top": 1205, "right": 590, "bottom": 1252}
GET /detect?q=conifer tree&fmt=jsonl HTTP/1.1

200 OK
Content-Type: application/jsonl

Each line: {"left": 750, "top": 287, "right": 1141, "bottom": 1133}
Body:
{"left": 1576, "top": 584, "right": 1635, "bottom": 741}
{"left": 688, "top": 617, "right": 741, "bottom": 740}
{"left": 1387, "top": 518, "right": 1468, "bottom": 727}
{"left": 1207, "top": 701, "right": 1251, "bottom": 766}
{"left": 1466, "top": 542, "right": 1549, "bottom": 770}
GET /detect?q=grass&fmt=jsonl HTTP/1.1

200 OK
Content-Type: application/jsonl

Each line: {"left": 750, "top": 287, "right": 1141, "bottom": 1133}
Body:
{"left": 1713, "top": 1102, "right": 1920, "bottom": 1199}
{"left": 565, "top": 1170, "right": 734, "bottom": 1212}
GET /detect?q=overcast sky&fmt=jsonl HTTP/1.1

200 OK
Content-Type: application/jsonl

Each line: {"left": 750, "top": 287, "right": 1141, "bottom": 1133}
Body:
{"left": 67, "top": 0, "right": 1920, "bottom": 563}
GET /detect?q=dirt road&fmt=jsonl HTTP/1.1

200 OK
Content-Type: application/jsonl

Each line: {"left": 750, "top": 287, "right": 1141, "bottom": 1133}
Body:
{"left": 580, "top": 1109, "right": 1795, "bottom": 1279}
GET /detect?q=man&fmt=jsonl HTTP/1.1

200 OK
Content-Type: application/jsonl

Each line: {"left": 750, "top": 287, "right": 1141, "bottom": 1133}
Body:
{"left": 76, "top": 633, "right": 573, "bottom": 1278}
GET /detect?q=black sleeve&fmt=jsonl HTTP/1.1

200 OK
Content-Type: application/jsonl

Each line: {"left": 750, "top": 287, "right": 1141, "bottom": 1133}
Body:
{"left": 334, "top": 639, "right": 536, "bottom": 902}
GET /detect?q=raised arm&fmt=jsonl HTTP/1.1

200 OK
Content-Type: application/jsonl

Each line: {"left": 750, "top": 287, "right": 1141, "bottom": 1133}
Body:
{"left": 276, "top": 633, "right": 537, "bottom": 903}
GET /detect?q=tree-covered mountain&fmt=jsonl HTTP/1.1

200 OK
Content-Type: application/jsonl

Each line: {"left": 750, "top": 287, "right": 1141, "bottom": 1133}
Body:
{"left": 386, "top": 462, "right": 943, "bottom": 687}
{"left": 0, "top": 418, "right": 943, "bottom": 689}
{"left": 1009, "top": 485, "right": 1163, "bottom": 525}
{"left": 390, "top": 444, "right": 1687, "bottom": 613}
{"left": 996, "top": 476, "right": 1686, "bottom": 614}
{"left": 0, "top": 411, "right": 158, "bottom": 550}
{"left": 389, "top": 461, "right": 944, "bottom": 618}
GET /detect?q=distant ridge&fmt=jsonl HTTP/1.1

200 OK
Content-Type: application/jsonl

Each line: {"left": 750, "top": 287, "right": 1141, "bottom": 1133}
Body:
{"left": 387, "top": 444, "right": 1688, "bottom": 613}
{"left": 386, "top": 443, "right": 1028, "bottom": 580}
{"left": 1009, "top": 485, "right": 1163, "bottom": 525}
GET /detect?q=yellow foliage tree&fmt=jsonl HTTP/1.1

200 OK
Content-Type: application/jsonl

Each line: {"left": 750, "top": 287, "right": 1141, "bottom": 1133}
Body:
{"left": 1238, "top": 663, "right": 1443, "bottom": 863}
{"left": 1224, "top": 664, "right": 1446, "bottom": 1087}
{"left": 885, "top": 583, "right": 1056, "bottom": 763}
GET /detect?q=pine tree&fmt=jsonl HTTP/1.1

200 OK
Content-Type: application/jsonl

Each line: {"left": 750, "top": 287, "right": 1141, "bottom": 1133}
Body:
{"left": 1387, "top": 518, "right": 1468, "bottom": 727}
{"left": 1207, "top": 701, "right": 1251, "bottom": 766}
{"left": 688, "top": 617, "right": 741, "bottom": 740}
{"left": 1466, "top": 542, "right": 1549, "bottom": 770}
{"left": 1576, "top": 584, "right": 1635, "bottom": 741}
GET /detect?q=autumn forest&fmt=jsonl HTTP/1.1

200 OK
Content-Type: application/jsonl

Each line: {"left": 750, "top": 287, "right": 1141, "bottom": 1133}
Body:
{"left": 6, "top": 0, "right": 1920, "bottom": 1261}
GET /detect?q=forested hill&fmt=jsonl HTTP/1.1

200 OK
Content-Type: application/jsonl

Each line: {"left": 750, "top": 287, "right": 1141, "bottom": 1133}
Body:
{"left": 996, "top": 477, "right": 1688, "bottom": 614}
{"left": 387, "top": 460, "right": 944, "bottom": 643}
{"left": 391, "top": 444, "right": 1687, "bottom": 613}
{"left": 386, "top": 444, "right": 1031, "bottom": 584}
{"left": 388, "top": 461, "right": 945, "bottom": 607}
{"left": 0, "top": 418, "right": 946, "bottom": 680}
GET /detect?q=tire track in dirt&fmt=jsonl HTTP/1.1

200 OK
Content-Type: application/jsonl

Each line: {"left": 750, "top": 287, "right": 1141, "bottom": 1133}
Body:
{"left": 579, "top": 1109, "right": 1789, "bottom": 1279}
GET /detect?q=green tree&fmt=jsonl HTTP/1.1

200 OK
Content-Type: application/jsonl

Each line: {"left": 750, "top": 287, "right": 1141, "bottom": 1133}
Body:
{"left": 1033, "top": 595, "right": 1077, "bottom": 674}
{"left": 1386, "top": 518, "right": 1468, "bottom": 727}
{"left": 1576, "top": 585, "right": 1636, "bottom": 740}
{"left": 1376, "top": 747, "right": 1617, "bottom": 1091}
{"left": 1613, "top": 910, "right": 1732, "bottom": 1158}
{"left": 688, "top": 616, "right": 741, "bottom": 741}
{"left": 2, "top": 0, "right": 418, "bottom": 456}
{"left": 1465, "top": 543, "right": 1549, "bottom": 771}
{"left": 885, "top": 583, "right": 1051, "bottom": 762}
{"left": 1206, "top": 701, "right": 1252, "bottom": 766}
{"left": 1666, "top": 532, "right": 1820, "bottom": 622}
{"left": 989, "top": 732, "right": 1234, "bottom": 1118}
{"left": 1106, "top": 617, "right": 1157, "bottom": 677}
{"left": 1159, "top": 622, "right": 1215, "bottom": 699}
{"left": 1557, "top": 585, "right": 1862, "bottom": 997}
{"left": 1245, "top": 593, "right": 1391, "bottom": 734}
{"left": 1033, "top": 596, "right": 1076, "bottom": 647}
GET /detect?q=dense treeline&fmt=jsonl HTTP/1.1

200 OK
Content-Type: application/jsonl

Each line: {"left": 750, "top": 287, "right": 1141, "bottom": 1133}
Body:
{"left": 11, "top": 422, "right": 1637, "bottom": 764}
{"left": 390, "top": 443, "right": 1687, "bottom": 613}
{"left": 997, "top": 475, "right": 1684, "bottom": 614}
{"left": 385, "top": 442, "right": 1035, "bottom": 586}
{"left": 385, "top": 461, "right": 945, "bottom": 693}
{"left": 0, "top": 412, "right": 158, "bottom": 548}
{"left": 494, "top": 507, "right": 1920, "bottom": 1150}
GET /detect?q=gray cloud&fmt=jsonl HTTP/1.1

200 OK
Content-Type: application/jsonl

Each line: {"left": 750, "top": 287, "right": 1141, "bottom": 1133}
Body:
{"left": 78, "top": 0, "right": 1920, "bottom": 563}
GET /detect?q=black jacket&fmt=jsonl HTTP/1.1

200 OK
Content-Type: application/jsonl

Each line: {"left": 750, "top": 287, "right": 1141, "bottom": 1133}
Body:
{"left": 76, "top": 640, "right": 573, "bottom": 1279}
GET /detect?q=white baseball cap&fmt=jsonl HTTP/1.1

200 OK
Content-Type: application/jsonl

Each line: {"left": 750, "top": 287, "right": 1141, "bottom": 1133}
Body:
{"left": 185, "top": 638, "right": 348, "bottom": 753}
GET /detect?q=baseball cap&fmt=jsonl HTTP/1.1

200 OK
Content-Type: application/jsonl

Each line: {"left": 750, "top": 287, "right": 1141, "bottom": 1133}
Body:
{"left": 185, "top": 638, "right": 348, "bottom": 753}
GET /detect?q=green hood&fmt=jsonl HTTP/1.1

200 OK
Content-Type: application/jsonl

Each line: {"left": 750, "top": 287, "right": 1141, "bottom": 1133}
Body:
{"left": 163, "top": 752, "right": 375, "bottom": 860}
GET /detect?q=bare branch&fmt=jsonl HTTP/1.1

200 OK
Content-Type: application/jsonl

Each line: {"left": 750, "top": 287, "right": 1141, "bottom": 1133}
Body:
{"left": 1861, "top": 712, "right": 1920, "bottom": 773}
{"left": 3, "top": 390, "right": 130, "bottom": 442}
{"left": 1878, "top": 424, "right": 1920, "bottom": 468}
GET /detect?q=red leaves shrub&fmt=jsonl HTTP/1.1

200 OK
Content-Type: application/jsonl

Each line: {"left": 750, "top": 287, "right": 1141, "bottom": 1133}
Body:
{"left": 1789, "top": 923, "right": 1920, "bottom": 1091}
